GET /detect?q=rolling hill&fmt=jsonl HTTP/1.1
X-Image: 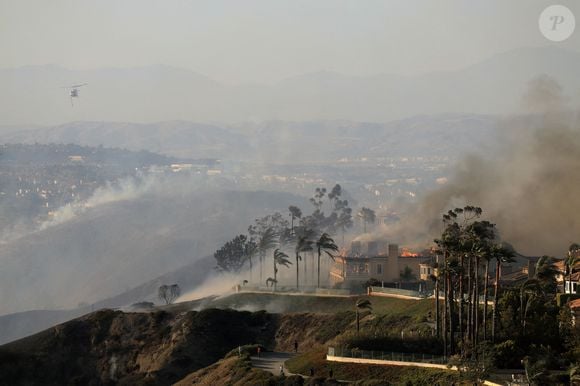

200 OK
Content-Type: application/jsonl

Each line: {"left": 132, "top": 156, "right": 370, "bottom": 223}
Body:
{"left": 0, "top": 114, "right": 499, "bottom": 163}
{"left": 1, "top": 46, "right": 579, "bottom": 125}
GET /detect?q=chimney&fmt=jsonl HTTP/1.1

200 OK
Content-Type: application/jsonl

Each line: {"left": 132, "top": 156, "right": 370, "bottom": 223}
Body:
{"left": 351, "top": 241, "right": 362, "bottom": 256}
{"left": 367, "top": 241, "right": 379, "bottom": 256}
{"left": 388, "top": 244, "right": 399, "bottom": 260}
{"left": 386, "top": 243, "right": 400, "bottom": 281}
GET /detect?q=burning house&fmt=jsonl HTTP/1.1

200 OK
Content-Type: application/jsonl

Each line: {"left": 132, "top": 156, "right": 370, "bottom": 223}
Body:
{"left": 329, "top": 240, "right": 433, "bottom": 288}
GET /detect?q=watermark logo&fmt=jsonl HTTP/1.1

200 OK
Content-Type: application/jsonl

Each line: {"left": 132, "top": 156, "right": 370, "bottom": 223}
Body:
{"left": 539, "top": 5, "right": 575, "bottom": 42}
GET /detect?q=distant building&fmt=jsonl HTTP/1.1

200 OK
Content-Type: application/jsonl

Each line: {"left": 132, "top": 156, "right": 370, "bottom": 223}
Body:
{"left": 206, "top": 169, "right": 222, "bottom": 176}
{"left": 419, "top": 263, "right": 436, "bottom": 281}
{"left": 171, "top": 163, "right": 193, "bottom": 172}
{"left": 329, "top": 240, "right": 432, "bottom": 287}
{"left": 565, "top": 272, "right": 580, "bottom": 294}
{"left": 68, "top": 155, "right": 84, "bottom": 162}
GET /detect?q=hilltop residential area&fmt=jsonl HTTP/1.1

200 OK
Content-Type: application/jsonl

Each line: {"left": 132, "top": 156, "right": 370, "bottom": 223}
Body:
{"left": 2, "top": 1, "right": 580, "bottom": 385}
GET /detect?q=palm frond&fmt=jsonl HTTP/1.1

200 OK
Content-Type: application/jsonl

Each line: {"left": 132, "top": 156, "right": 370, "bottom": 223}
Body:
{"left": 356, "top": 298, "right": 372, "bottom": 310}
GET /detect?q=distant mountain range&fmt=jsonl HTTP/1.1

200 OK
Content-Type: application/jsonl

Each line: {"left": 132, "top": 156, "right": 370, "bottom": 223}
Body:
{"left": 1, "top": 46, "right": 579, "bottom": 125}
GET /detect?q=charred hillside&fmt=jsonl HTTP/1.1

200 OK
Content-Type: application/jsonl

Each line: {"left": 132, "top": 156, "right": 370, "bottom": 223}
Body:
{"left": 0, "top": 309, "right": 277, "bottom": 385}
{"left": 0, "top": 307, "right": 349, "bottom": 385}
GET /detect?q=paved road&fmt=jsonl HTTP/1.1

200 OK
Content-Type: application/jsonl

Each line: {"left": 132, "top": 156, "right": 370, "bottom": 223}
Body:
{"left": 251, "top": 351, "right": 350, "bottom": 383}
{"left": 250, "top": 352, "right": 296, "bottom": 376}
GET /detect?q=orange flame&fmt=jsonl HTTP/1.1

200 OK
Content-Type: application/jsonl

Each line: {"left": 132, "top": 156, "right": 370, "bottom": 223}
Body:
{"left": 401, "top": 248, "right": 419, "bottom": 257}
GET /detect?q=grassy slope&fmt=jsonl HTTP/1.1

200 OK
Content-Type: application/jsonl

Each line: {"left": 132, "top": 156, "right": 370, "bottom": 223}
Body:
{"left": 286, "top": 349, "right": 462, "bottom": 386}
{"left": 197, "top": 293, "right": 434, "bottom": 318}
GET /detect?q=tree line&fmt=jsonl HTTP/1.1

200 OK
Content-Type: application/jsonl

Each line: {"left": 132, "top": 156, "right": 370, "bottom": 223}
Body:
{"left": 432, "top": 206, "right": 580, "bottom": 384}
{"left": 214, "top": 184, "right": 375, "bottom": 289}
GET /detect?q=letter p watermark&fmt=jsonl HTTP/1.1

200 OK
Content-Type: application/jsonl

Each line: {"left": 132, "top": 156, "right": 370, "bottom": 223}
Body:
{"left": 539, "top": 5, "right": 575, "bottom": 42}
{"left": 550, "top": 15, "right": 566, "bottom": 31}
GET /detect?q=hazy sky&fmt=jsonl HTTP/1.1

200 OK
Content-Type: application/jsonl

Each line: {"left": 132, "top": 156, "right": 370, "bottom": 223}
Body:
{"left": 1, "top": 0, "right": 579, "bottom": 84}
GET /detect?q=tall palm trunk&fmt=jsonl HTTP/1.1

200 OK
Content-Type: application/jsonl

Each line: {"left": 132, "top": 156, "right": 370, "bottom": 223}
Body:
{"left": 435, "top": 277, "right": 440, "bottom": 339}
{"left": 303, "top": 253, "right": 308, "bottom": 286}
{"left": 273, "top": 260, "right": 278, "bottom": 292}
{"left": 311, "top": 251, "right": 315, "bottom": 285}
{"left": 467, "top": 256, "right": 472, "bottom": 343}
{"left": 317, "top": 251, "right": 322, "bottom": 288}
{"left": 459, "top": 254, "right": 464, "bottom": 344}
{"left": 259, "top": 252, "right": 264, "bottom": 285}
{"left": 249, "top": 256, "right": 253, "bottom": 282}
{"left": 492, "top": 258, "right": 501, "bottom": 342}
{"left": 474, "top": 255, "right": 480, "bottom": 350}
{"left": 443, "top": 253, "right": 448, "bottom": 357}
{"left": 295, "top": 253, "right": 300, "bottom": 290}
{"left": 483, "top": 259, "right": 490, "bottom": 341}
{"left": 448, "top": 268, "right": 455, "bottom": 354}
{"left": 443, "top": 265, "right": 448, "bottom": 357}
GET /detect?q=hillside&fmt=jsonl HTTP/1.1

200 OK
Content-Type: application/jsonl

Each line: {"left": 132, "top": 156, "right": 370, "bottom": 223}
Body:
{"left": 183, "top": 292, "right": 434, "bottom": 319}
{"left": 0, "top": 188, "right": 305, "bottom": 316}
{"left": 0, "top": 309, "right": 278, "bottom": 385}
{"left": 0, "top": 293, "right": 441, "bottom": 385}
{"left": 0, "top": 114, "right": 499, "bottom": 163}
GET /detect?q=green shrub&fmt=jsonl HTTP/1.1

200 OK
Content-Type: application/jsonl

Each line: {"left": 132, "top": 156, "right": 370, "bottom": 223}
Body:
{"left": 493, "top": 340, "right": 524, "bottom": 369}
{"left": 338, "top": 332, "right": 443, "bottom": 355}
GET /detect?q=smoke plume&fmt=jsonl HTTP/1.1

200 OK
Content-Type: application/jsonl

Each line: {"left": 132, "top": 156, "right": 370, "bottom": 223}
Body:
{"left": 386, "top": 75, "right": 580, "bottom": 257}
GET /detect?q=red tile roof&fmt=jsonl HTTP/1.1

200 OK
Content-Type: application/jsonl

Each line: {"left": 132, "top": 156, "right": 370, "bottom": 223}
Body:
{"left": 569, "top": 298, "right": 580, "bottom": 310}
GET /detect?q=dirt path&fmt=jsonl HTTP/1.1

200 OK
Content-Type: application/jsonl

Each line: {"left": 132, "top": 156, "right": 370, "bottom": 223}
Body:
{"left": 250, "top": 351, "right": 296, "bottom": 376}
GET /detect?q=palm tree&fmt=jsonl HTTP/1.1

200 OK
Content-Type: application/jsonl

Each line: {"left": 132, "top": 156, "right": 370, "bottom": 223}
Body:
{"left": 355, "top": 298, "right": 372, "bottom": 334}
{"left": 294, "top": 231, "right": 314, "bottom": 290}
{"left": 266, "top": 277, "right": 277, "bottom": 289}
{"left": 258, "top": 227, "right": 278, "bottom": 285}
{"left": 535, "top": 255, "right": 559, "bottom": 294}
{"left": 520, "top": 278, "right": 542, "bottom": 335}
{"left": 466, "top": 220, "right": 495, "bottom": 347}
{"left": 519, "top": 257, "right": 557, "bottom": 335}
{"left": 429, "top": 269, "right": 440, "bottom": 339}
{"left": 492, "top": 243, "right": 515, "bottom": 342}
{"left": 288, "top": 206, "right": 302, "bottom": 234}
{"left": 244, "top": 240, "right": 258, "bottom": 283}
{"left": 566, "top": 243, "right": 580, "bottom": 293}
{"left": 272, "top": 248, "right": 291, "bottom": 292}
{"left": 357, "top": 207, "right": 376, "bottom": 233}
{"left": 482, "top": 248, "right": 492, "bottom": 341}
{"left": 316, "top": 233, "right": 339, "bottom": 288}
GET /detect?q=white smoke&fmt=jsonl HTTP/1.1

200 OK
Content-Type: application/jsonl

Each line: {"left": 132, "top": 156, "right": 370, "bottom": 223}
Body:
{"left": 38, "top": 173, "right": 158, "bottom": 230}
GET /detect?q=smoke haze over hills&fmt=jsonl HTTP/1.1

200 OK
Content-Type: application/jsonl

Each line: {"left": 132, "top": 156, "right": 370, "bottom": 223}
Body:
{"left": 1, "top": 47, "right": 579, "bottom": 126}
{"left": 379, "top": 76, "right": 580, "bottom": 257}
{"left": 0, "top": 176, "right": 305, "bottom": 316}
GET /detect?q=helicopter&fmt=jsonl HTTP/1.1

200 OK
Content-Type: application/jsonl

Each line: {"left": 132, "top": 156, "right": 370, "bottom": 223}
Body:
{"left": 63, "top": 83, "right": 88, "bottom": 106}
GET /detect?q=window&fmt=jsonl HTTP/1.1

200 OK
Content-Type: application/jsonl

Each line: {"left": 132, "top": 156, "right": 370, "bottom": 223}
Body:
{"left": 377, "top": 264, "right": 382, "bottom": 274}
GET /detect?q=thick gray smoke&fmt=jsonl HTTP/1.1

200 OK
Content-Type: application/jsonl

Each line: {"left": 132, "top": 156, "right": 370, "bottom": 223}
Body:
{"left": 385, "top": 75, "right": 580, "bottom": 257}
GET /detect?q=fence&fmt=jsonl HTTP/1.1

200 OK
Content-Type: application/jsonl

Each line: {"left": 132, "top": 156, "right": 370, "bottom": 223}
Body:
{"left": 235, "top": 285, "right": 353, "bottom": 296}
{"left": 327, "top": 346, "right": 448, "bottom": 365}
{"left": 369, "top": 286, "right": 428, "bottom": 299}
